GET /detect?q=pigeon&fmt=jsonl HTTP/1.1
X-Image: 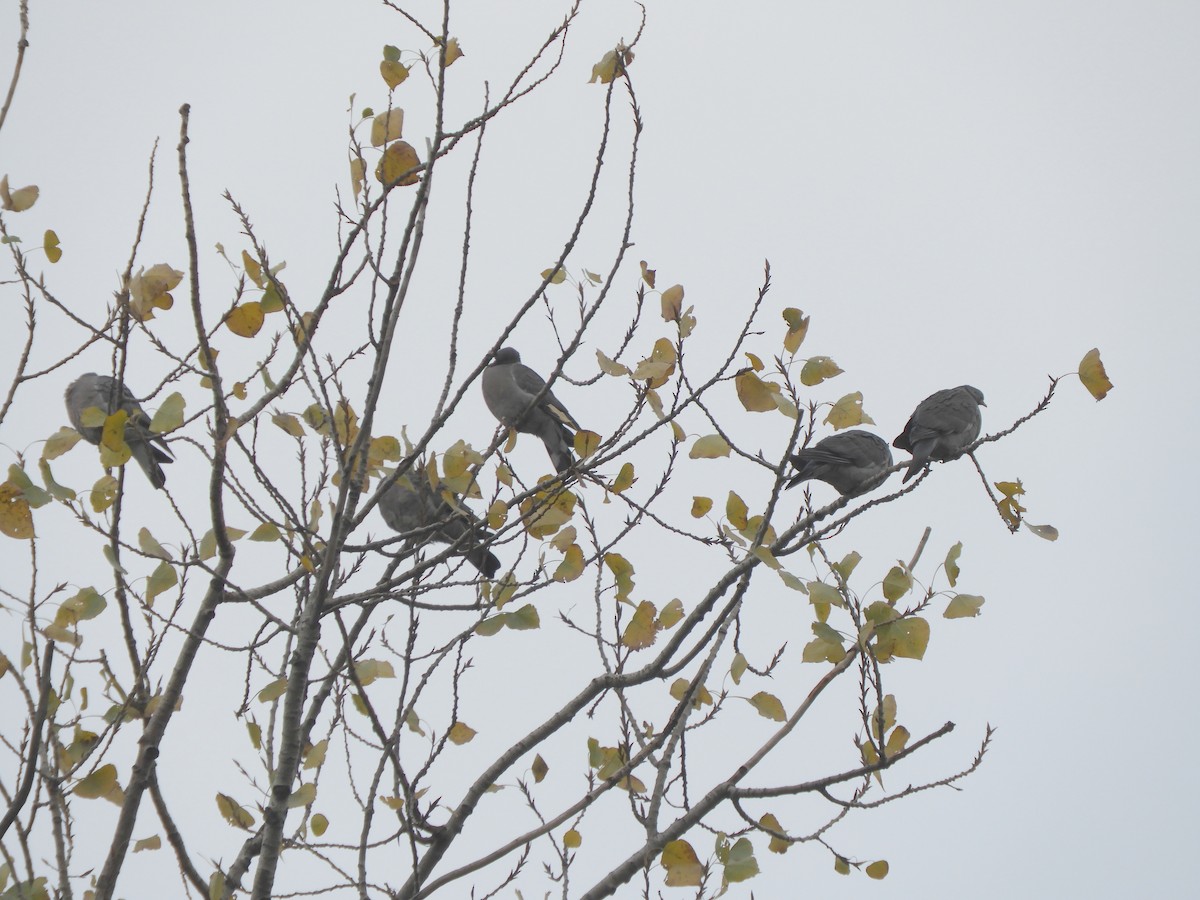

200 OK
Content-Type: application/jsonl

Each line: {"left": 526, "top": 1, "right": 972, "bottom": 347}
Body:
{"left": 893, "top": 385, "right": 986, "bottom": 483}
{"left": 786, "top": 430, "right": 893, "bottom": 497}
{"left": 65, "top": 373, "right": 174, "bottom": 489}
{"left": 378, "top": 468, "right": 501, "bottom": 578}
{"left": 482, "top": 347, "right": 579, "bottom": 473}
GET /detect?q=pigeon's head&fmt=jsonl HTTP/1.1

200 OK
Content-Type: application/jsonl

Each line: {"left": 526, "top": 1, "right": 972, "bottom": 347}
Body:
{"left": 962, "top": 385, "right": 986, "bottom": 407}
{"left": 492, "top": 347, "right": 521, "bottom": 366}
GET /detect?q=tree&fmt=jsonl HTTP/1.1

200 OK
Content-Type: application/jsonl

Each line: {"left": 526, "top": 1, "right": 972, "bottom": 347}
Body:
{"left": 0, "top": 2, "right": 1113, "bottom": 898}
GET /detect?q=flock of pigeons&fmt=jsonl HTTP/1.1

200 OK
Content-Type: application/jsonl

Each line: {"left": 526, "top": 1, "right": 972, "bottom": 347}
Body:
{"left": 63, "top": 353, "right": 985, "bottom": 578}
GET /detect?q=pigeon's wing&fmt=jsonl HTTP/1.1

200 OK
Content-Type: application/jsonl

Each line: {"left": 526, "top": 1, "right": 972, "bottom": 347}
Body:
{"left": 65, "top": 374, "right": 172, "bottom": 488}
{"left": 512, "top": 363, "right": 579, "bottom": 428}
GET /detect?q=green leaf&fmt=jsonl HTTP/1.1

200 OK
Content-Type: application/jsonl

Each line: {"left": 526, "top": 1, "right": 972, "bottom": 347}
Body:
{"left": 882, "top": 565, "right": 911, "bottom": 603}
{"left": 149, "top": 392, "right": 185, "bottom": 434}
{"left": 722, "top": 837, "right": 760, "bottom": 883}
{"left": 944, "top": 594, "right": 985, "bottom": 619}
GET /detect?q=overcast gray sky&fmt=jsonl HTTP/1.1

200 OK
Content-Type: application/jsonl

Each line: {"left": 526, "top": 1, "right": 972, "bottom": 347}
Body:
{"left": 1, "top": 1, "right": 1197, "bottom": 897}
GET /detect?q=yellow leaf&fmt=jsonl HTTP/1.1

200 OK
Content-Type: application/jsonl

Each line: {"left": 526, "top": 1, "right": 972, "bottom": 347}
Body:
{"left": 249, "top": 522, "right": 281, "bottom": 542}
{"left": 621, "top": 600, "right": 658, "bottom": 650}
{"left": 885, "top": 725, "right": 910, "bottom": 756}
{"left": 874, "top": 616, "right": 930, "bottom": 661}
{"left": 563, "top": 828, "right": 582, "bottom": 849}
{"left": 807, "top": 581, "right": 845, "bottom": 609}
{"left": 216, "top": 793, "right": 255, "bottom": 828}
{"left": 824, "top": 391, "right": 875, "bottom": 429}
{"left": 75, "top": 764, "right": 122, "bottom": 803}
{"left": 353, "top": 659, "right": 395, "bottom": 686}
{"left": 669, "top": 678, "right": 713, "bottom": 708}
{"left": 745, "top": 352, "right": 765, "bottom": 372}
{"left": 42, "top": 426, "right": 82, "bottom": 460}
{"left": 311, "top": 813, "right": 329, "bottom": 836}
{"left": 381, "top": 59, "right": 409, "bottom": 89}
{"left": 690, "top": 496, "right": 712, "bottom": 518}
{"left": 782, "top": 308, "right": 810, "bottom": 354}
{"left": 241, "top": 249, "right": 264, "bottom": 287}
{"left": 0, "top": 481, "right": 35, "bottom": 540}
{"left": 656, "top": 598, "right": 684, "bottom": 629}
{"left": 944, "top": 541, "right": 962, "bottom": 587}
{"left": 749, "top": 691, "right": 786, "bottom": 721}
{"left": 531, "top": 754, "right": 549, "bottom": 783}
{"left": 589, "top": 44, "right": 633, "bottom": 84}
{"left": 834, "top": 856, "right": 851, "bottom": 875}
{"left": 287, "top": 783, "right": 316, "bottom": 809}
{"left": 730, "top": 652, "right": 748, "bottom": 684}
{"left": 661, "top": 839, "right": 704, "bottom": 887}
{"left": 89, "top": 474, "right": 118, "bottom": 512}
{"left": 639, "top": 260, "right": 656, "bottom": 288}
{"left": 660, "top": 284, "right": 684, "bottom": 322}
{"left": 596, "top": 349, "right": 629, "bottom": 376}
{"left": 574, "top": 429, "right": 601, "bottom": 458}
{"left": 944, "top": 594, "right": 985, "bottom": 619}
{"left": 133, "top": 835, "right": 161, "bottom": 852}
{"left": 440, "top": 37, "right": 464, "bottom": 66}
{"left": 553, "top": 543, "right": 585, "bottom": 583}
{"left": 99, "top": 411, "right": 132, "bottom": 468}
{"left": 448, "top": 722, "right": 476, "bottom": 745}
{"left": 370, "top": 109, "right": 405, "bottom": 147}
{"left": 540, "top": 265, "right": 567, "bottom": 284}
{"left": 632, "top": 337, "right": 677, "bottom": 388}
{"left": 611, "top": 461, "right": 635, "bottom": 493}
{"left": 349, "top": 156, "right": 366, "bottom": 199}
{"left": 604, "top": 552, "right": 635, "bottom": 603}
{"left": 0, "top": 175, "right": 38, "bottom": 212}
{"left": 43, "top": 229, "right": 62, "bottom": 263}
{"left": 376, "top": 140, "right": 421, "bottom": 187}
{"left": 689, "top": 434, "right": 730, "bottom": 459}
{"left": 303, "top": 739, "right": 328, "bottom": 769}
{"left": 272, "top": 413, "right": 304, "bottom": 437}
{"left": 800, "top": 356, "right": 843, "bottom": 386}
{"left": 1078, "top": 347, "right": 1113, "bottom": 400}
{"left": 226, "top": 302, "right": 265, "bottom": 338}
{"left": 735, "top": 370, "right": 777, "bottom": 412}
{"left": 257, "top": 679, "right": 287, "bottom": 702}
{"left": 866, "top": 860, "right": 889, "bottom": 880}
{"left": 725, "top": 491, "right": 748, "bottom": 530}
{"left": 761, "top": 812, "right": 790, "bottom": 854}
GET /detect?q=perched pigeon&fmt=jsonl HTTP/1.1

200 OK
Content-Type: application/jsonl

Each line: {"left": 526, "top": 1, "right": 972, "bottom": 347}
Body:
{"left": 482, "top": 347, "right": 579, "bottom": 473}
{"left": 378, "top": 469, "right": 501, "bottom": 578}
{"left": 893, "top": 385, "right": 986, "bottom": 483}
{"left": 65, "top": 373, "right": 174, "bottom": 489}
{"left": 786, "top": 430, "right": 893, "bottom": 497}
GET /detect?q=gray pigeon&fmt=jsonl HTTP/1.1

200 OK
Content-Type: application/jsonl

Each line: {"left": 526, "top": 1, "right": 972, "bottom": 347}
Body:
{"left": 482, "top": 347, "right": 579, "bottom": 473}
{"left": 378, "top": 469, "right": 501, "bottom": 578}
{"left": 65, "top": 373, "right": 173, "bottom": 489}
{"left": 893, "top": 385, "right": 986, "bottom": 483}
{"left": 786, "top": 430, "right": 893, "bottom": 497}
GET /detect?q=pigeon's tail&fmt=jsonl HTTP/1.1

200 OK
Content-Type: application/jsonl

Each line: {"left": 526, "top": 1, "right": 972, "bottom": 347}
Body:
{"left": 538, "top": 421, "right": 575, "bottom": 474}
{"left": 129, "top": 435, "right": 173, "bottom": 490}
{"left": 901, "top": 443, "right": 933, "bottom": 483}
{"left": 465, "top": 546, "right": 502, "bottom": 579}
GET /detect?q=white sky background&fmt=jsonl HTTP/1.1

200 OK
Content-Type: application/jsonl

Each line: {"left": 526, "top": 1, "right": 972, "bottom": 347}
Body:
{"left": 1, "top": 1, "right": 1197, "bottom": 898}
